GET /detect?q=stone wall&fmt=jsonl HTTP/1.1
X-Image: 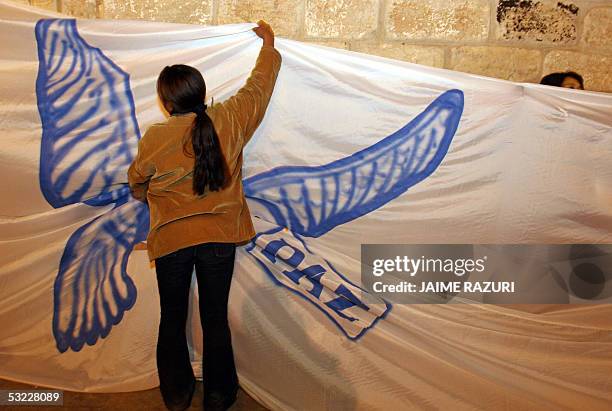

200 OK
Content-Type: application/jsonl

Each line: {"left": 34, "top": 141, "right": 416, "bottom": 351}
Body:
{"left": 18, "top": 0, "right": 612, "bottom": 92}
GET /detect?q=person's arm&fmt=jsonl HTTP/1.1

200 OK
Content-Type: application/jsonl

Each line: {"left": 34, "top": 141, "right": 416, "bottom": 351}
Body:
{"left": 127, "top": 137, "right": 154, "bottom": 202}
{"left": 220, "top": 20, "right": 282, "bottom": 147}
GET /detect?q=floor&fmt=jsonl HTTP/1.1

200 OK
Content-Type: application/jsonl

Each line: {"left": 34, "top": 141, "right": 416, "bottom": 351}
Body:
{"left": 0, "top": 378, "right": 268, "bottom": 411}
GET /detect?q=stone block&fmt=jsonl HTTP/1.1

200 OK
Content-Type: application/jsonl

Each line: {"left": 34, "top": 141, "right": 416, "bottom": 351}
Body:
{"left": 31, "top": 0, "right": 57, "bottom": 11}
{"left": 102, "top": 0, "right": 213, "bottom": 25}
{"left": 582, "top": 7, "right": 612, "bottom": 51}
{"left": 306, "top": 40, "right": 351, "bottom": 50}
{"left": 305, "top": 0, "right": 378, "bottom": 39}
{"left": 450, "top": 46, "right": 542, "bottom": 82}
{"left": 385, "top": 0, "right": 489, "bottom": 41}
{"left": 62, "top": 0, "right": 98, "bottom": 18}
{"left": 217, "top": 0, "right": 303, "bottom": 38}
{"left": 495, "top": 0, "right": 579, "bottom": 44}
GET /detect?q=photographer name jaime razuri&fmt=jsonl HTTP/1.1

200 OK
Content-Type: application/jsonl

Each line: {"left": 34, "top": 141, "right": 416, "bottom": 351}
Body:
{"left": 372, "top": 281, "right": 515, "bottom": 293}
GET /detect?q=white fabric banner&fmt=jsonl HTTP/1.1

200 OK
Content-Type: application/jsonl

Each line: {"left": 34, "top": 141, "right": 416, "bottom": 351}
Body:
{"left": 1, "top": 1, "right": 611, "bottom": 409}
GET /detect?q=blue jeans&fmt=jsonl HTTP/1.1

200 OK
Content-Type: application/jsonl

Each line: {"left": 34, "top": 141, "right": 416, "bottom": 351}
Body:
{"left": 155, "top": 242, "right": 239, "bottom": 408}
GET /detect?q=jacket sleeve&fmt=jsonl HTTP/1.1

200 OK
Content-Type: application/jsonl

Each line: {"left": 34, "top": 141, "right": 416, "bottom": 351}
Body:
{"left": 127, "top": 136, "right": 155, "bottom": 202}
{"left": 220, "top": 45, "right": 282, "bottom": 147}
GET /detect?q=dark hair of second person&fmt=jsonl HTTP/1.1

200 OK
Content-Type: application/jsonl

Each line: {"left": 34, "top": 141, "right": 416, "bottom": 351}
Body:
{"left": 540, "top": 71, "right": 584, "bottom": 90}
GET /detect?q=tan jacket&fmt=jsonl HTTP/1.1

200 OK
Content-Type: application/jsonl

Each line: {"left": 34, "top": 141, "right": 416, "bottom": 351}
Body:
{"left": 128, "top": 45, "right": 282, "bottom": 261}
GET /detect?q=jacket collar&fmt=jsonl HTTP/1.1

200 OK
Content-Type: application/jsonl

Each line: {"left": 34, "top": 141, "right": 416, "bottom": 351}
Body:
{"left": 167, "top": 112, "right": 196, "bottom": 124}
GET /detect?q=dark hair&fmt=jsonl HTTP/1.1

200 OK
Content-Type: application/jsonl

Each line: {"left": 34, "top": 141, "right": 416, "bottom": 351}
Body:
{"left": 540, "top": 72, "right": 565, "bottom": 87}
{"left": 157, "top": 65, "right": 226, "bottom": 195}
{"left": 562, "top": 71, "right": 584, "bottom": 89}
{"left": 540, "top": 71, "right": 584, "bottom": 89}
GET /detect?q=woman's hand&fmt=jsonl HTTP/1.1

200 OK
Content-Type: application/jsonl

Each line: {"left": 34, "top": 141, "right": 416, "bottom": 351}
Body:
{"left": 253, "top": 20, "right": 275, "bottom": 47}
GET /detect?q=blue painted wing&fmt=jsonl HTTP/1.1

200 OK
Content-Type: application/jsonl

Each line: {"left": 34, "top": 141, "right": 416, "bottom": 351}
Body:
{"left": 35, "top": 19, "right": 147, "bottom": 353}
{"left": 244, "top": 90, "right": 463, "bottom": 340}
{"left": 244, "top": 89, "right": 464, "bottom": 237}
{"left": 52, "top": 198, "right": 149, "bottom": 353}
{"left": 35, "top": 19, "right": 140, "bottom": 208}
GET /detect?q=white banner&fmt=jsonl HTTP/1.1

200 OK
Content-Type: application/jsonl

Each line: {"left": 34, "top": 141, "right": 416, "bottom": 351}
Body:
{"left": 0, "top": 1, "right": 611, "bottom": 409}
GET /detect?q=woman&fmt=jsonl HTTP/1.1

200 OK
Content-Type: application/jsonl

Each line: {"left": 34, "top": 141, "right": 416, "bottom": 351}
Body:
{"left": 128, "top": 20, "right": 281, "bottom": 411}
{"left": 540, "top": 71, "right": 584, "bottom": 90}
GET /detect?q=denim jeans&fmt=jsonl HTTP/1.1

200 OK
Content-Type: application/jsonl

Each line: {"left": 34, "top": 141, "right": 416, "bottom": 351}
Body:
{"left": 155, "top": 242, "right": 239, "bottom": 408}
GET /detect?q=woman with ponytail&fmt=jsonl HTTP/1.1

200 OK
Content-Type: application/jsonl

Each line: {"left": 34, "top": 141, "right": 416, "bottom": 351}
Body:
{"left": 128, "top": 21, "right": 281, "bottom": 411}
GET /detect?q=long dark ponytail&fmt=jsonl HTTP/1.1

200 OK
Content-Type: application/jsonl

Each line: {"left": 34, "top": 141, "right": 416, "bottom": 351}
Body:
{"left": 157, "top": 64, "right": 226, "bottom": 195}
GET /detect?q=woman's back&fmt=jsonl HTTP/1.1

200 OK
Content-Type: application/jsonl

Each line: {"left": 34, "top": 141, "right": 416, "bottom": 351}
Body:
{"left": 128, "top": 44, "right": 282, "bottom": 261}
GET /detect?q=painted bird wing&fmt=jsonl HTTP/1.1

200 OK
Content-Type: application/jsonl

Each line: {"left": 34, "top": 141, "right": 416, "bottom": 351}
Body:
{"left": 52, "top": 198, "right": 149, "bottom": 353}
{"left": 35, "top": 18, "right": 140, "bottom": 208}
{"left": 244, "top": 89, "right": 464, "bottom": 237}
{"left": 35, "top": 18, "right": 147, "bottom": 352}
